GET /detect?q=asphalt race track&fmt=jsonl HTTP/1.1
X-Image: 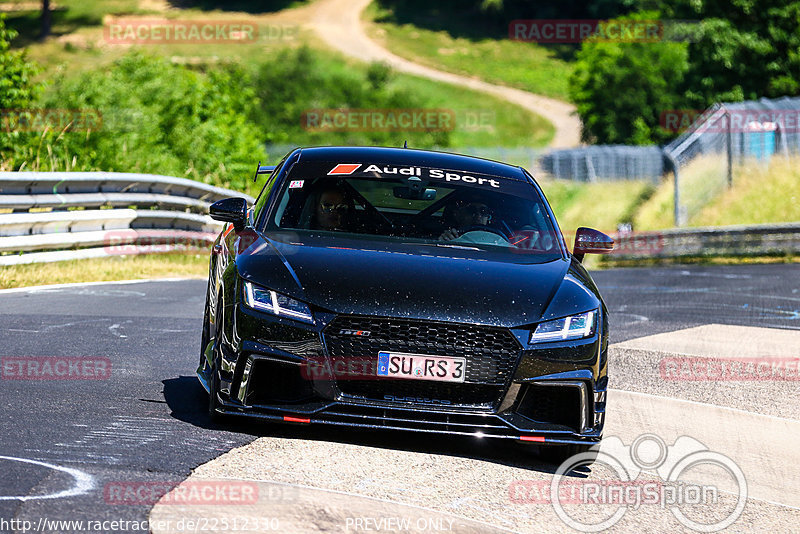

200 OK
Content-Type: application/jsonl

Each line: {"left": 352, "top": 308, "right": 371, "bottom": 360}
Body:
{"left": 0, "top": 263, "right": 798, "bottom": 533}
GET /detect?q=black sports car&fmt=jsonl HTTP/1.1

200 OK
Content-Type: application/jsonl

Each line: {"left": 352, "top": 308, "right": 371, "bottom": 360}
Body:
{"left": 198, "top": 146, "right": 613, "bottom": 462}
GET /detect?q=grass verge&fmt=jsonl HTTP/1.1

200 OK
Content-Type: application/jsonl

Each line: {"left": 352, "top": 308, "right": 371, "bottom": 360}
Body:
{"left": 691, "top": 157, "right": 800, "bottom": 226}
{"left": 633, "top": 156, "right": 800, "bottom": 230}
{"left": 364, "top": 1, "right": 573, "bottom": 101}
{"left": 540, "top": 179, "right": 654, "bottom": 235}
{"left": 601, "top": 253, "right": 798, "bottom": 269}
{"left": 301, "top": 50, "right": 554, "bottom": 148}
{"left": 0, "top": 253, "right": 208, "bottom": 289}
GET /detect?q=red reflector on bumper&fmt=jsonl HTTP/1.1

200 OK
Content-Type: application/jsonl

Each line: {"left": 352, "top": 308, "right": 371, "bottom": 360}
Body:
{"left": 284, "top": 416, "right": 310, "bottom": 423}
{"left": 519, "top": 435, "right": 546, "bottom": 442}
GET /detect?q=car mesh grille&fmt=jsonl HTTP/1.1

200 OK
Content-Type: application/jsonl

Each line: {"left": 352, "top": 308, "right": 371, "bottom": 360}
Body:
{"left": 323, "top": 316, "right": 522, "bottom": 408}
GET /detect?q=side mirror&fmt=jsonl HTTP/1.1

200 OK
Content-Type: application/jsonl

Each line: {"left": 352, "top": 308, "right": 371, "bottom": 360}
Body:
{"left": 573, "top": 227, "right": 614, "bottom": 262}
{"left": 210, "top": 197, "right": 248, "bottom": 230}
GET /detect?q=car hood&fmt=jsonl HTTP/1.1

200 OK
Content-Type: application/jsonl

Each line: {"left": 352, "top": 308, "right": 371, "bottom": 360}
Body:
{"left": 237, "top": 233, "right": 571, "bottom": 328}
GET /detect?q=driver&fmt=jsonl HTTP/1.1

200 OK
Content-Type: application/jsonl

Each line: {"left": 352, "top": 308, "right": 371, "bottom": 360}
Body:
{"left": 301, "top": 184, "right": 355, "bottom": 231}
{"left": 439, "top": 193, "right": 495, "bottom": 241}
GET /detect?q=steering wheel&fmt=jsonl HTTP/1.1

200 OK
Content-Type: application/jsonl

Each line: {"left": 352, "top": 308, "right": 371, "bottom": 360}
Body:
{"left": 457, "top": 224, "right": 511, "bottom": 241}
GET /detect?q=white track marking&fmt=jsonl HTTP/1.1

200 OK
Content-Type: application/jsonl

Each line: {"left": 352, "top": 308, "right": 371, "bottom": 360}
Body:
{"left": 0, "top": 456, "right": 95, "bottom": 501}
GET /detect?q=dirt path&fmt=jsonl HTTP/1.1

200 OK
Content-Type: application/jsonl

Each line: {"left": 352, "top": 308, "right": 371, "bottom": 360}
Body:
{"left": 305, "top": 0, "right": 581, "bottom": 148}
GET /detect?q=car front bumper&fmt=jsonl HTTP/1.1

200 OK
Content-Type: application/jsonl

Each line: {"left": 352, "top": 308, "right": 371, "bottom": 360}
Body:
{"left": 198, "top": 303, "right": 608, "bottom": 446}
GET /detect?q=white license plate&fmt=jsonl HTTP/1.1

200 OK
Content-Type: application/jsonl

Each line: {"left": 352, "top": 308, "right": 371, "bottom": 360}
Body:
{"left": 376, "top": 351, "right": 466, "bottom": 383}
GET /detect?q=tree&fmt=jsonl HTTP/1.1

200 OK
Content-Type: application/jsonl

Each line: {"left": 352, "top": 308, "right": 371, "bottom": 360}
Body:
{"left": 40, "top": 0, "right": 51, "bottom": 40}
{"left": 569, "top": 13, "right": 689, "bottom": 144}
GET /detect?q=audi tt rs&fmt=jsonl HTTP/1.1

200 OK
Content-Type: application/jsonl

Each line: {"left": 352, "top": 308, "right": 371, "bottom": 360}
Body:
{"left": 198, "top": 146, "right": 613, "bottom": 463}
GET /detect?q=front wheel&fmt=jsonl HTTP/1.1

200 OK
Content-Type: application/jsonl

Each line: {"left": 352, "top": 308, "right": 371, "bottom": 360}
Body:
{"left": 206, "top": 291, "right": 227, "bottom": 424}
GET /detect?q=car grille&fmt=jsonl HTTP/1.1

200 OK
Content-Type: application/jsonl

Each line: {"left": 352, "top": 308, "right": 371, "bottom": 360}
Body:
{"left": 323, "top": 316, "right": 522, "bottom": 409}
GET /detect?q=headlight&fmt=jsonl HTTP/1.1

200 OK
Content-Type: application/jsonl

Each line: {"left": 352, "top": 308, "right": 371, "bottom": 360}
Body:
{"left": 530, "top": 310, "right": 597, "bottom": 343}
{"left": 243, "top": 281, "right": 314, "bottom": 324}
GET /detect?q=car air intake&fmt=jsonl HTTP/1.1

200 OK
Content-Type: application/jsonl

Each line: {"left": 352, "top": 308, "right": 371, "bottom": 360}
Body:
{"left": 514, "top": 382, "right": 583, "bottom": 432}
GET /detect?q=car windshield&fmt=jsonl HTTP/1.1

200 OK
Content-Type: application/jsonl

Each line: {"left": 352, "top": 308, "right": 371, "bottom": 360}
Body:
{"left": 264, "top": 161, "right": 562, "bottom": 262}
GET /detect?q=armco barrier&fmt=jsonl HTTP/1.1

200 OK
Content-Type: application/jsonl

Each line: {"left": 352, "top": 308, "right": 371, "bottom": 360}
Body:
{"left": 0, "top": 172, "right": 253, "bottom": 265}
{"left": 612, "top": 223, "right": 800, "bottom": 260}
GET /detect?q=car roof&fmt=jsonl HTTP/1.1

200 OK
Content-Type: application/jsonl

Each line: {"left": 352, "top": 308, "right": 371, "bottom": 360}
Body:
{"left": 293, "top": 146, "right": 529, "bottom": 182}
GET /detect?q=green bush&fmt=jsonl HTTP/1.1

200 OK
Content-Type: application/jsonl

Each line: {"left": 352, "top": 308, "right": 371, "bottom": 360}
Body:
{"left": 22, "top": 53, "right": 262, "bottom": 191}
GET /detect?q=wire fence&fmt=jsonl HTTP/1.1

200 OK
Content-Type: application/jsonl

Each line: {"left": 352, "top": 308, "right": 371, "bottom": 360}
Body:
{"left": 538, "top": 145, "right": 665, "bottom": 183}
{"left": 664, "top": 96, "right": 800, "bottom": 225}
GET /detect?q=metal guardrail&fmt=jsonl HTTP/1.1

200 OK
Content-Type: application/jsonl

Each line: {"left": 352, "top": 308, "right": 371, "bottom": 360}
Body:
{"left": 0, "top": 172, "right": 253, "bottom": 266}
{"left": 3, "top": 173, "right": 794, "bottom": 265}
{"left": 611, "top": 223, "right": 800, "bottom": 260}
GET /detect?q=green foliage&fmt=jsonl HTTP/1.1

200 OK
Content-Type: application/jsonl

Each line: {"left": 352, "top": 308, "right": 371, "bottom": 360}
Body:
{"left": 664, "top": 0, "right": 800, "bottom": 105}
{"left": 6, "top": 47, "right": 452, "bottom": 189}
{"left": 569, "top": 12, "right": 689, "bottom": 145}
{"left": 0, "top": 15, "right": 41, "bottom": 157}
{"left": 23, "top": 52, "right": 264, "bottom": 191}
{"left": 253, "top": 47, "right": 450, "bottom": 148}
{"left": 366, "top": 62, "right": 392, "bottom": 91}
{"left": 571, "top": 1, "right": 800, "bottom": 144}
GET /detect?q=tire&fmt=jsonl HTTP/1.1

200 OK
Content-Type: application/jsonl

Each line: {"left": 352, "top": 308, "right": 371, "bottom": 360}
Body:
{"left": 206, "top": 290, "right": 227, "bottom": 424}
{"left": 207, "top": 360, "right": 224, "bottom": 423}
{"left": 539, "top": 443, "right": 599, "bottom": 466}
{"left": 199, "top": 295, "right": 211, "bottom": 373}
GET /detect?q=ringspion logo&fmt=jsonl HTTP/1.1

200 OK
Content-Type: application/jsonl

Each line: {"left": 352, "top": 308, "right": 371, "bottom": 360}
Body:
{"left": 523, "top": 434, "right": 747, "bottom": 532}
